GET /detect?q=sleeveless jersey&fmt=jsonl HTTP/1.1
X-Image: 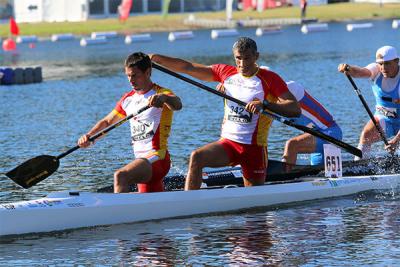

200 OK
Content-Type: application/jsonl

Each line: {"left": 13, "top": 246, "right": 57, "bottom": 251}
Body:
{"left": 113, "top": 84, "right": 175, "bottom": 158}
{"left": 366, "top": 63, "right": 400, "bottom": 118}
{"left": 212, "top": 64, "right": 288, "bottom": 146}
{"left": 286, "top": 81, "right": 335, "bottom": 130}
{"left": 372, "top": 73, "right": 400, "bottom": 119}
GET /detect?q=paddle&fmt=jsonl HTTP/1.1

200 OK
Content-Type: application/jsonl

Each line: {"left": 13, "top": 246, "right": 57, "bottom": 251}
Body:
{"left": 6, "top": 105, "right": 150, "bottom": 189}
{"left": 152, "top": 62, "right": 362, "bottom": 158}
{"left": 345, "top": 73, "right": 389, "bottom": 145}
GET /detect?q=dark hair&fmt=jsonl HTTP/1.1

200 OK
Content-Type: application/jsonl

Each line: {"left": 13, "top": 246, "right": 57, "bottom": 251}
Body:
{"left": 124, "top": 52, "right": 151, "bottom": 72}
{"left": 232, "top": 37, "right": 258, "bottom": 54}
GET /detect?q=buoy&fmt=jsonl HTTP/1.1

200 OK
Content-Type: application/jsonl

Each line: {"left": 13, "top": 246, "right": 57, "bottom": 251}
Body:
{"left": 346, "top": 23, "right": 373, "bottom": 32}
{"left": 1, "top": 68, "right": 14, "bottom": 84}
{"left": 124, "top": 34, "right": 152, "bottom": 44}
{"left": 255, "top": 26, "right": 282, "bottom": 36}
{"left": 80, "top": 37, "right": 107, "bottom": 47}
{"left": 211, "top": 29, "right": 239, "bottom": 40}
{"left": 91, "top": 31, "right": 118, "bottom": 39}
{"left": 28, "top": 43, "right": 36, "bottom": 49}
{"left": 2, "top": 38, "right": 16, "bottom": 51}
{"left": 51, "top": 33, "right": 75, "bottom": 42}
{"left": 392, "top": 20, "right": 400, "bottom": 29}
{"left": 301, "top": 23, "right": 329, "bottom": 34}
{"left": 13, "top": 68, "right": 24, "bottom": 84}
{"left": 23, "top": 68, "right": 34, "bottom": 84}
{"left": 16, "top": 35, "right": 38, "bottom": 43}
{"left": 0, "top": 66, "right": 43, "bottom": 85}
{"left": 33, "top": 67, "right": 43, "bottom": 83}
{"left": 168, "top": 31, "right": 194, "bottom": 42}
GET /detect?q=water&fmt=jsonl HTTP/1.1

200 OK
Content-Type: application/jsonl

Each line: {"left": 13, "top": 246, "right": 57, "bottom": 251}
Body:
{"left": 1, "top": 19, "right": 400, "bottom": 265}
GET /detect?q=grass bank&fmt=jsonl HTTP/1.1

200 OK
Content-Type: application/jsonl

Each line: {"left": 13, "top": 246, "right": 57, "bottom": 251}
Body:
{"left": 0, "top": 3, "right": 399, "bottom": 37}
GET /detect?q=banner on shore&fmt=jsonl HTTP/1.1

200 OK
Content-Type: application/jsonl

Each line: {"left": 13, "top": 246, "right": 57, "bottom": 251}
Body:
{"left": 10, "top": 16, "right": 19, "bottom": 35}
{"left": 162, "top": 0, "right": 172, "bottom": 19}
{"left": 118, "top": 0, "right": 133, "bottom": 22}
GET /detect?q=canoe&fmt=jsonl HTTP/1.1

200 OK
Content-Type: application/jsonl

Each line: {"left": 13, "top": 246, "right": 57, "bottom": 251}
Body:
{"left": 1, "top": 169, "right": 399, "bottom": 237}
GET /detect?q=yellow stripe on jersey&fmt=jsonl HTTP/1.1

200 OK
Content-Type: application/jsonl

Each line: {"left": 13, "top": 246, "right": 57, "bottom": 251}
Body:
{"left": 112, "top": 109, "right": 126, "bottom": 118}
{"left": 155, "top": 86, "right": 174, "bottom": 96}
{"left": 155, "top": 84, "right": 174, "bottom": 151}
{"left": 256, "top": 114, "right": 273, "bottom": 146}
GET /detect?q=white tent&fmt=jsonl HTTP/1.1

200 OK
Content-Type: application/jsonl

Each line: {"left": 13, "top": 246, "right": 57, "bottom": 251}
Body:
{"left": 14, "top": 0, "right": 88, "bottom": 23}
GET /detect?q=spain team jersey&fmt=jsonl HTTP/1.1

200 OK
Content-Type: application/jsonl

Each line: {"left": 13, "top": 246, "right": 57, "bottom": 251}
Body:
{"left": 212, "top": 64, "right": 289, "bottom": 146}
{"left": 113, "top": 84, "right": 175, "bottom": 158}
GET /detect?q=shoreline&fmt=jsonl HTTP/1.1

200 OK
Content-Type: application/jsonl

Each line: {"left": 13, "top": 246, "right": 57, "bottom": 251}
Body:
{"left": 0, "top": 3, "right": 399, "bottom": 37}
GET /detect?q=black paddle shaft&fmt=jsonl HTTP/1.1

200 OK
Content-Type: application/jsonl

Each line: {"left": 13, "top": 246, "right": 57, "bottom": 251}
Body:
{"left": 6, "top": 105, "right": 150, "bottom": 189}
{"left": 153, "top": 62, "right": 362, "bottom": 158}
{"left": 346, "top": 74, "right": 389, "bottom": 145}
{"left": 56, "top": 105, "right": 150, "bottom": 160}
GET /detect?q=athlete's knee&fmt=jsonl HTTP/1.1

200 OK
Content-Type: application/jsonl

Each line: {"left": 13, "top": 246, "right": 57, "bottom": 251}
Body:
{"left": 285, "top": 138, "right": 299, "bottom": 151}
{"left": 189, "top": 149, "right": 206, "bottom": 167}
{"left": 114, "top": 169, "right": 129, "bottom": 186}
{"left": 360, "top": 129, "right": 375, "bottom": 143}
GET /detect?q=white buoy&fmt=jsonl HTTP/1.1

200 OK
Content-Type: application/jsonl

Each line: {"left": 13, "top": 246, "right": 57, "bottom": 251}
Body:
{"left": 346, "top": 23, "right": 373, "bottom": 32}
{"left": 392, "top": 19, "right": 400, "bottom": 29}
{"left": 168, "top": 31, "right": 194, "bottom": 42}
{"left": 16, "top": 35, "right": 38, "bottom": 43}
{"left": 255, "top": 26, "right": 282, "bottom": 36}
{"left": 125, "top": 34, "right": 152, "bottom": 44}
{"left": 51, "top": 33, "right": 75, "bottom": 42}
{"left": 80, "top": 37, "right": 107, "bottom": 47}
{"left": 91, "top": 31, "right": 118, "bottom": 39}
{"left": 301, "top": 23, "right": 329, "bottom": 34}
{"left": 211, "top": 29, "right": 239, "bottom": 39}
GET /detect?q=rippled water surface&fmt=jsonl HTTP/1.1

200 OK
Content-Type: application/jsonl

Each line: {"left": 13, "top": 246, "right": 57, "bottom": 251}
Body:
{"left": 1, "top": 19, "right": 400, "bottom": 265}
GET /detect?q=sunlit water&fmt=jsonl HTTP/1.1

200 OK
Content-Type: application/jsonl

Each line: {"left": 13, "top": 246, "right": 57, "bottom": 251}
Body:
{"left": 1, "top": 20, "right": 400, "bottom": 265}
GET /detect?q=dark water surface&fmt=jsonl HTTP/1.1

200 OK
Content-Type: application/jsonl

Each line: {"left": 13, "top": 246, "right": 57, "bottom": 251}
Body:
{"left": 1, "top": 20, "right": 400, "bottom": 265}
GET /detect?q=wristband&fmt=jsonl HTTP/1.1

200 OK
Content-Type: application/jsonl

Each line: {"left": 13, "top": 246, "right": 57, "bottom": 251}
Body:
{"left": 262, "top": 99, "right": 269, "bottom": 109}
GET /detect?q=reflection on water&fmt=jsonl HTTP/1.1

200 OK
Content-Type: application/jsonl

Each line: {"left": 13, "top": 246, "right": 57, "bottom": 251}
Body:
{"left": 1, "top": 19, "right": 400, "bottom": 265}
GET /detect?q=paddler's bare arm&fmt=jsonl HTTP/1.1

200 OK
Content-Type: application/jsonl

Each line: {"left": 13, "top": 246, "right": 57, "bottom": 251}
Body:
{"left": 246, "top": 91, "right": 301, "bottom": 118}
{"left": 148, "top": 93, "right": 182, "bottom": 111}
{"left": 338, "top": 63, "right": 372, "bottom": 78}
{"left": 149, "top": 54, "right": 215, "bottom": 82}
{"left": 78, "top": 111, "right": 120, "bottom": 148}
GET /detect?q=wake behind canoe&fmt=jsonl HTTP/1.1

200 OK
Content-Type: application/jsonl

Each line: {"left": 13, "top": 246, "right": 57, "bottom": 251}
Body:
{"left": 1, "top": 173, "right": 399, "bottom": 237}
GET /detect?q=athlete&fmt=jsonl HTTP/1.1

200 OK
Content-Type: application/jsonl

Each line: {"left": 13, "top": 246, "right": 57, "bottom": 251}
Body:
{"left": 78, "top": 52, "right": 182, "bottom": 193}
{"left": 338, "top": 45, "right": 400, "bottom": 158}
{"left": 282, "top": 81, "right": 342, "bottom": 167}
{"left": 150, "top": 37, "right": 300, "bottom": 190}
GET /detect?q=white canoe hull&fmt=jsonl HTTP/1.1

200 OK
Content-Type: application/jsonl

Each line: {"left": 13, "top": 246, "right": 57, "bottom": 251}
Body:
{"left": 1, "top": 174, "right": 399, "bottom": 236}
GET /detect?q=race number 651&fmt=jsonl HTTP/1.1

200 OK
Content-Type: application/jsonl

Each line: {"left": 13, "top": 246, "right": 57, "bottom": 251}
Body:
{"left": 323, "top": 144, "right": 342, "bottom": 178}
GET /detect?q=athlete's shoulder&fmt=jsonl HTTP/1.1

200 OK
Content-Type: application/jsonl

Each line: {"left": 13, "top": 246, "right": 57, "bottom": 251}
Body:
{"left": 119, "top": 89, "right": 136, "bottom": 100}
{"left": 212, "top": 64, "right": 238, "bottom": 82}
{"left": 257, "top": 68, "right": 283, "bottom": 80}
{"left": 212, "top": 64, "right": 237, "bottom": 75}
{"left": 286, "top": 80, "right": 305, "bottom": 100}
{"left": 154, "top": 83, "right": 175, "bottom": 95}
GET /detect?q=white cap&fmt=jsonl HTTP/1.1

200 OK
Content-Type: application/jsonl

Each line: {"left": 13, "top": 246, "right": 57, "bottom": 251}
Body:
{"left": 376, "top": 46, "right": 398, "bottom": 63}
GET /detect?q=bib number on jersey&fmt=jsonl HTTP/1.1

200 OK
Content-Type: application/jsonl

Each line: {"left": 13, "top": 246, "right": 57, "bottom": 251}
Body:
{"left": 131, "top": 120, "right": 155, "bottom": 141}
{"left": 323, "top": 144, "right": 342, "bottom": 178}
{"left": 227, "top": 104, "right": 252, "bottom": 123}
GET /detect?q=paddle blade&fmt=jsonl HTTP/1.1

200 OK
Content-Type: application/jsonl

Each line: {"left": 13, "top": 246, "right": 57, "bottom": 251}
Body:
{"left": 6, "top": 155, "right": 60, "bottom": 189}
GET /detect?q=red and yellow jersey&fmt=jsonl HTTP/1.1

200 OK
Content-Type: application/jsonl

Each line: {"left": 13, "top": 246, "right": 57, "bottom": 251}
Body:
{"left": 212, "top": 64, "right": 288, "bottom": 146}
{"left": 113, "top": 84, "right": 175, "bottom": 158}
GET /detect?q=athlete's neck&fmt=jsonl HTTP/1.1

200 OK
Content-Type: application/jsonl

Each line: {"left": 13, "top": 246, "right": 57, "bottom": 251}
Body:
{"left": 134, "top": 81, "right": 154, "bottom": 94}
{"left": 242, "top": 65, "right": 259, "bottom": 77}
